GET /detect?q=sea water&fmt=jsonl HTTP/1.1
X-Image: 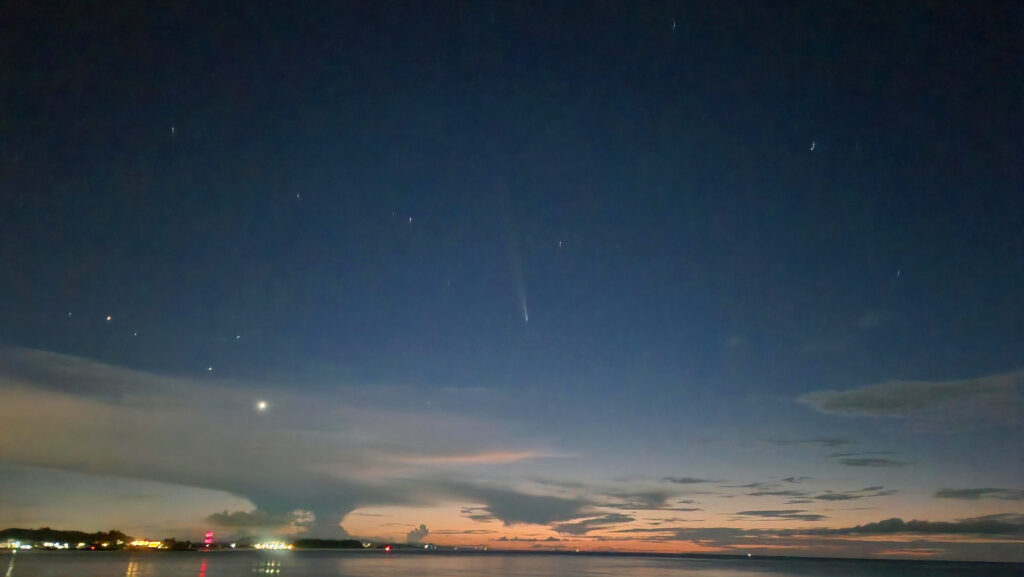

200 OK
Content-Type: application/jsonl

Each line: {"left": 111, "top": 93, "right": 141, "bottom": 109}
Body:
{"left": 3, "top": 551, "right": 1021, "bottom": 577}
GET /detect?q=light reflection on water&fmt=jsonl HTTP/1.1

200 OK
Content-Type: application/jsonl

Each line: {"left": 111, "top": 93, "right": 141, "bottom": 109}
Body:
{"left": 254, "top": 559, "right": 281, "bottom": 575}
{"left": 0, "top": 551, "right": 1019, "bottom": 577}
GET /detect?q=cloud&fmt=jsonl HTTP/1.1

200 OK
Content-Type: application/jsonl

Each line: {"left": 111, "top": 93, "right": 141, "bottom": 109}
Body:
{"left": 720, "top": 482, "right": 772, "bottom": 489}
{"left": 552, "top": 514, "right": 634, "bottom": 536}
{"left": 205, "top": 509, "right": 311, "bottom": 529}
{"left": 431, "top": 529, "right": 495, "bottom": 535}
{"left": 735, "top": 510, "right": 827, "bottom": 521}
{"left": 812, "top": 487, "right": 897, "bottom": 501}
{"left": 453, "top": 485, "right": 592, "bottom": 526}
{"left": 663, "top": 477, "right": 715, "bottom": 484}
{"left": 962, "top": 513, "right": 1024, "bottom": 524}
{"left": 0, "top": 348, "right": 573, "bottom": 537}
{"left": 406, "top": 524, "right": 429, "bottom": 544}
{"left": 728, "top": 481, "right": 893, "bottom": 502}
{"left": 839, "top": 458, "right": 908, "bottom": 468}
{"left": 744, "top": 485, "right": 897, "bottom": 503}
{"left": 934, "top": 488, "right": 1024, "bottom": 501}
{"left": 799, "top": 517, "right": 1024, "bottom": 536}
{"left": 828, "top": 451, "right": 895, "bottom": 458}
{"left": 766, "top": 438, "right": 852, "bottom": 448}
{"left": 747, "top": 490, "right": 809, "bottom": 498}
{"left": 496, "top": 536, "right": 561, "bottom": 542}
{"left": 587, "top": 515, "right": 1024, "bottom": 562}
{"left": 797, "top": 371, "right": 1024, "bottom": 424}
{"left": 601, "top": 489, "right": 679, "bottom": 511}
{"left": 812, "top": 493, "right": 863, "bottom": 501}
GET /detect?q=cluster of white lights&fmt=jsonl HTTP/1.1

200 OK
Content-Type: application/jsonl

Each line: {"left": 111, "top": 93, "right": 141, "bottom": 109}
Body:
{"left": 0, "top": 541, "right": 33, "bottom": 550}
{"left": 254, "top": 542, "right": 293, "bottom": 550}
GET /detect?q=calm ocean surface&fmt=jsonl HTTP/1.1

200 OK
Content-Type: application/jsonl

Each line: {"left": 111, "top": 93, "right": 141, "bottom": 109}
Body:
{"left": 3, "top": 551, "right": 1021, "bottom": 577}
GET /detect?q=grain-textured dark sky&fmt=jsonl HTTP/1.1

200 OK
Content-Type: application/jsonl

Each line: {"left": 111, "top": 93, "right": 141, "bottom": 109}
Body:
{"left": 1, "top": 1, "right": 1022, "bottom": 561}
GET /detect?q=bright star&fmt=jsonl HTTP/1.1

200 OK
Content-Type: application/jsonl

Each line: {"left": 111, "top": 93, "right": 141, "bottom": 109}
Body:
{"left": 256, "top": 400, "right": 268, "bottom": 412}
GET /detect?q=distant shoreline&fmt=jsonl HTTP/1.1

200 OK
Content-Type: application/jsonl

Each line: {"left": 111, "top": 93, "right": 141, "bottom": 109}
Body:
{"left": 4, "top": 546, "right": 1022, "bottom": 568}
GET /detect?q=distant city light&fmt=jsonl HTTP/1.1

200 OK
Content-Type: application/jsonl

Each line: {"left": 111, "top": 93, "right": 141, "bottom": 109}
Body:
{"left": 253, "top": 542, "right": 292, "bottom": 550}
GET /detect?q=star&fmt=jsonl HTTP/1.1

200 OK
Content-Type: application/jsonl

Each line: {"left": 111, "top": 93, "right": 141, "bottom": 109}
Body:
{"left": 256, "top": 400, "right": 268, "bottom": 412}
{"left": 106, "top": 315, "right": 112, "bottom": 322}
{"left": 207, "top": 366, "right": 213, "bottom": 372}
{"left": 810, "top": 140, "right": 816, "bottom": 151}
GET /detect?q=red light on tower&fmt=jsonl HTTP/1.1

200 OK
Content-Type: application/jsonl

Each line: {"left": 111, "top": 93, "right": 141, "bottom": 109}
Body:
{"left": 204, "top": 532, "right": 214, "bottom": 547}
{"left": 384, "top": 545, "right": 391, "bottom": 552}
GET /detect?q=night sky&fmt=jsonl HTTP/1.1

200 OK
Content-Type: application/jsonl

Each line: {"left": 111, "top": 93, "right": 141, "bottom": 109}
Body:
{"left": 1, "top": 1, "right": 1022, "bottom": 562}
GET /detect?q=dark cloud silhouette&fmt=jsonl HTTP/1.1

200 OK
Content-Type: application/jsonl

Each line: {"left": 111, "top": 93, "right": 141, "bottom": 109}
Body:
{"left": 766, "top": 438, "right": 852, "bottom": 448}
{"left": 934, "top": 488, "right": 1024, "bottom": 501}
{"left": 813, "top": 487, "right": 897, "bottom": 501}
{"left": 611, "top": 517, "right": 1024, "bottom": 561}
{"left": 747, "top": 490, "right": 809, "bottom": 497}
{"left": 646, "top": 514, "right": 1024, "bottom": 539}
{"left": 798, "top": 517, "right": 1024, "bottom": 536}
{"left": 452, "top": 485, "right": 592, "bottom": 526}
{"left": 735, "top": 510, "right": 826, "bottom": 521}
{"left": 828, "top": 451, "right": 895, "bottom": 458}
{"left": 839, "top": 458, "right": 908, "bottom": 467}
{"left": 745, "top": 486, "right": 895, "bottom": 501}
{"left": 811, "top": 493, "right": 858, "bottom": 501}
{"left": 552, "top": 513, "right": 634, "bottom": 536}
{"left": 798, "top": 372, "right": 1023, "bottom": 424}
{"left": 406, "top": 524, "right": 429, "bottom": 544}
{"left": 782, "top": 476, "right": 811, "bottom": 483}
{"left": 663, "top": 477, "right": 715, "bottom": 484}
{"left": 460, "top": 507, "right": 493, "bottom": 523}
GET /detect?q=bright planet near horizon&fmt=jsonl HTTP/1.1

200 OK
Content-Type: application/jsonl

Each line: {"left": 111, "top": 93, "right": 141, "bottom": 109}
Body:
{"left": 0, "top": 0, "right": 1021, "bottom": 565}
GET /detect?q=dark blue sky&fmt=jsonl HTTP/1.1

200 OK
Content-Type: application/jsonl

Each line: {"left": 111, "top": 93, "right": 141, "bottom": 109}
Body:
{"left": 1, "top": 1, "right": 1022, "bottom": 560}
